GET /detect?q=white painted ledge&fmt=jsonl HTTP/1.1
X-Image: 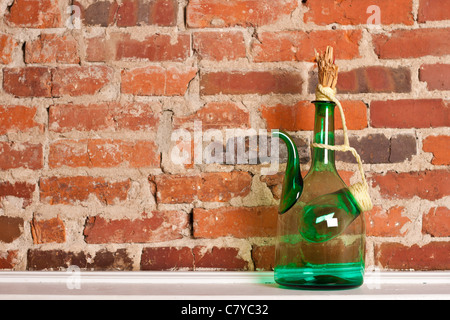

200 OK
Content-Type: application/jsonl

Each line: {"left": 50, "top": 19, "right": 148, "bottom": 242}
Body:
{"left": 0, "top": 271, "right": 449, "bottom": 300}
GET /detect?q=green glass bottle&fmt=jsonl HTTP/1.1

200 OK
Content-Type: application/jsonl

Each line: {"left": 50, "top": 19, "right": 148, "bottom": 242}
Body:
{"left": 274, "top": 100, "right": 365, "bottom": 289}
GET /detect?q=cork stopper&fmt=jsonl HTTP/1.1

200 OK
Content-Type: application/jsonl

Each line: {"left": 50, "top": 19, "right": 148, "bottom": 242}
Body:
{"left": 315, "top": 46, "right": 339, "bottom": 90}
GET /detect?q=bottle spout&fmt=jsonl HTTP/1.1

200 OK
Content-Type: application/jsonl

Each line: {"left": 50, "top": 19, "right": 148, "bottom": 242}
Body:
{"left": 272, "top": 130, "right": 304, "bottom": 214}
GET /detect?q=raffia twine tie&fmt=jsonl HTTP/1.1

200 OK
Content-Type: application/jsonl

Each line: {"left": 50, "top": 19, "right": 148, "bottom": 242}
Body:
{"left": 312, "top": 84, "right": 373, "bottom": 212}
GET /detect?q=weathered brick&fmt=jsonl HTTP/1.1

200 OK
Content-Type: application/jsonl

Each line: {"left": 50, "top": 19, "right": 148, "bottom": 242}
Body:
{"left": 0, "top": 105, "right": 42, "bottom": 134}
{"left": 371, "top": 170, "right": 450, "bottom": 201}
{"left": 75, "top": 0, "right": 118, "bottom": 27}
{"left": 336, "top": 133, "right": 416, "bottom": 164}
{"left": 39, "top": 176, "right": 131, "bottom": 205}
{"left": 115, "top": 33, "right": 190, "bottom": 62}
{"left": 0, "top": 250, "right": 19, "bottom": 269}
{"left": 261, "top": 100, "right": 367, "bottom": 131}
{"left": 375, "top": 242, "right": 450, "bottom": 270}
{"left": 423, "top": 135, "right": 450, "bottom": 165}
{"left": 200, "top": 71, "right": 303, "bottom": 95}
{"left": 193, "top": 31, "right": 246, "bottom": 61}
{"left": 252, "top": 30, "right": 361, "bottom": 62}
{"left": 0, "top": 34, "right": 18, "bottom": 64}
{"left": 141, "top": 246, "right": 248, "bottom": 271}
{"left": 27, "top": 249, "right": 133, "bottom": 271}
{"left": 52, "top": 66, "right": 113, "bottom": 97}
{"left": 141, "top": 247, "right": 194, "bottom": 270}
{"left": 3, "top": 67, "right": 52, "bottom": 97}
{"left": 154, "top": 172, "right": 252, "bottom": 204}
{"left": 252, "top": 245, "right": 275, "bottom": 271}
{"left": 49, "top": 139, "right": 160, "bottom": 168}
{"left": 194, "top": 246, "right": 249, "bottom": 270}
{"left": 0, "top": 216, "right": 24, "bottom": 243}
{"left": 117, "top": 0, "right": 178, "bottom": 26}
{"left": 187, "top": 0, "right": 298, "bottom": 28}
{"left": 373, "top": 28, "right": 450, "bottom": 59}
{"left": 303, "top": 0, "right": 414, "bottom": 26}
{"left": 5, "top": 0, "right": 63, "bottom": 28}
{"left": 173, "top": 102, "right": 250, "bottom": 130}
{"left": 336, "top": 66, "right": 411, "bottom": 94}
{"left": 49, "top": 102, "right": 160, "bottom": 133}
{"left": 193, "top": 206, "right": 278, "bottom": 238}
{"left": 371, "top": 99, "right": 450, "bottom": 128}
{"left": 365, "top": 206, "right": 411, "bottom": 237}
{"left": 0, "top": 182, "right": 35, "bottom": 209}
{"left": 25, "top": 34, "right": 79, "bottom": 64}
{"left": 419, "top": 64, "right": 450, "bottom": 91}
{"left": 0, "top": 142, "right": 43, "bottom": 170}
{"left": 418, "top": 0, "right": 450, "bottom": 22}
{"left": 389, "top": 134, "right": 417, "bottom": 163}
{"left": 31, "top": 216, "right": 66, "bottom": 244}
{"left": 84, "top": 211, "right": 189, "bottom": 244}
{"left": 423, "top": 207, "right": 450, "bottom": 237}
{"left": 121, "top": 66, "right": 197, "bottom": 96}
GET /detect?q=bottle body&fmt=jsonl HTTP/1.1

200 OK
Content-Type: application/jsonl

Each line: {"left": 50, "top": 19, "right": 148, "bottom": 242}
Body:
{"left": 274, "top": 101, "right": 365, "bottom": 288}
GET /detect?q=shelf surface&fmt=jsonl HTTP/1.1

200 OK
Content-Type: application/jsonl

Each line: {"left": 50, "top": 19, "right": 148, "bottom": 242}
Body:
{"left": 0, "top": 271, "right": 449, "bottom": 300}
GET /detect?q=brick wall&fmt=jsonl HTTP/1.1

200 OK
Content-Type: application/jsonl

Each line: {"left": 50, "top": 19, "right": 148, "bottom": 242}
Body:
{"left": 0, "top": 0, "right": 449, "bottom": 271}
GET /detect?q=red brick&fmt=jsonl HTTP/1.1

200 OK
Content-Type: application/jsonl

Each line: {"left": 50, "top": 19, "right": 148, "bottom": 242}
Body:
{"left": 375, "top": 242, "right": 450, "bottom": 270}
{"left": 252, "top": 245, "right": 275, "bottom": 271}
{"left": 49, "top": 102, "right": 160, "bottom": 133}
{"left": 0, "top": 250, "right": 18, "bottom": 269}
{"left": 49, "top": 139, "right": 160, "bottom": 168}
{"left": 25, "top": 34, "right": 79, "bottom": 64}
{"left": 0, "top": 34, "right": 18, "bottom": 64}
{"left": 337, "top": 66, "right": 411, "bottom": 94}
{"left": 423, "top": 207, "right": 450, "bottom": 237}
{"left": 261, "top": 100, "right": 367, "bottom": 131}
{"left": 121, "top": 66, "right": 197, "bottom": 96}
{"left": 85, "top": 36, "right": 107, "bottom": 62}
{"left": 115, "top": 33, "right": 190, "bottom": 62}
{"left": 84, "top": 211, "right": 189, "bottom": 244}
{"left": 0, "top": 216, "right": 23, "bottom": 243}
{"left": 0, "top": 105, "right": 42, "bottom": 134}
{"left": 303, "top": 0, "right": 414, "bottom": 26}
{"left": 141, "top": 247, "right": 194, "bottom": 270}
{"left": 187, "top": 0, "right": 298, "bottom": 28}
{"left": 27, "top": 248, "right": 133, "bottom": 271}
{"left": 420, "top": 64, "right": 450, "bottom": 91}
{"left": 31, "top": 216, "right": 66, "bottom": 244}
{"left": 373, "top": 28, "right": 450, "bottom": 59}
{"left": 5, "top": 0, "right": 62, "bottom": 28}
{"left": 194, "top": 246, "right": 249, "bottom": 270}
{"left": 154, "top": 172, "right": 252, "bottom": 204}
{"left": 252, "top": 30, "right": 361, "bottom": 62}
{"left": 74, "top": 0, "right": 118, "bottom": 27}
{"left": 52, "top": 66, "right": 113, "bottom": 97}
{"left": 200, "top": 71, "right": 303, "bottom": 95}
{"left": 423, "top": 135, "right": 450, "bottom": 165}
{"left": 194, "top": 206, "right": 277, "bottom": 238}
{"left": 3, "top": 67, "right": 52, "bottom": 97}
{"left": 418, "top": 0, "right": 450, "bottom": 22}
{"left": 371, "top": 170, "right": 450, "bottom": 201}
{"left": 39, "top": 176, "right": 131, "bottom": 205}
{"left": 0, "top": 182, "right": 35, "bottom": 209}
{"left": 365, "top": 206, "right": 411, "bottom": 237}
{"left": 173, "top": 102, "right": 250, "bottom": 130}
{"left": 0, "top": 142, "right": 43, "bottom": 170}
{"left": 116, "top": 0, "right": 178, "bottom": 27}
{"left": 371, "top": 99, "right": 450, "bottom": 128}
{"left": 193, "top": 31, "right": 246, "bottom": 61}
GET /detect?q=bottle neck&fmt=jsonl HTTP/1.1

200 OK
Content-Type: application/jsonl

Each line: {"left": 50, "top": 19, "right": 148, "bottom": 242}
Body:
{"left": 311, "top": 101, "right": 337, "bottom": 171}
